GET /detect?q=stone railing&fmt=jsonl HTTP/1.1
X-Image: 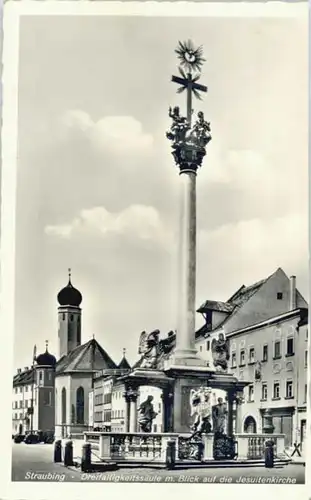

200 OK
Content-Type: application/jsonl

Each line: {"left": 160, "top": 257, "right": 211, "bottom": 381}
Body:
{"left": 235, "top": 433, "right": 286, "bottom": 460}
{"left": 84, "top": 431, "right": 176, "bottom": 463}
{"left": 82, "top": 431, "right": 287, "bottom": 464}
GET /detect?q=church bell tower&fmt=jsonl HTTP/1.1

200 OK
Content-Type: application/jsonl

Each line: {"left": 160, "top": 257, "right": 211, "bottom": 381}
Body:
{"left": 57, "top": 269, "right": 82, "bottom": 358}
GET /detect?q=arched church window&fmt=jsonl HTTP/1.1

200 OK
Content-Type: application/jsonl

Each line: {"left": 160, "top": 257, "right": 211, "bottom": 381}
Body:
{"left": 61, "top": 388, "right": 67, "bottom": 424}
{"left": 76, "top": 386, "right": 84, "bottom": 424}
{"left": 71, "top": 404, "right": 75, "bottom": 424}
{"left": 62, "top": 313, "right": 65, "bottom": 321}
{"left": 70, "top": 314, "right": 74, "bottom": 321}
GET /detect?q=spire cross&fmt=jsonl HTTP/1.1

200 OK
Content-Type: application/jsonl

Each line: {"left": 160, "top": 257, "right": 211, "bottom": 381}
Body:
{"left": 45, "top": 340, "right": 49, "bottom": 351}
{"left": 123, "top": 348, "right": 126, "bottom": 357}
{"left": 68, "top": 268, "right": 72, "bottom": 282}
{"left": 172, "top": 73, "right": 207, "bottom": 126}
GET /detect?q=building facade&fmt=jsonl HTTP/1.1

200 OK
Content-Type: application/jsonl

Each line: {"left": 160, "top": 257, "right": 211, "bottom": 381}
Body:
{"left": 195, "top": 268, "right": 308, "bottom": 448}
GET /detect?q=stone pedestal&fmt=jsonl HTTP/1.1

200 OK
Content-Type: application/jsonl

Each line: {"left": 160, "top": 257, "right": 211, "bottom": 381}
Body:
{"left": 202, "top": 433, "right": 214, "bottom": 460}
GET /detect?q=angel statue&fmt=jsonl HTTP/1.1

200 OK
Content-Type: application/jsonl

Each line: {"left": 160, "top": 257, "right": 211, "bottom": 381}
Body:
{"left": 188, "top": 386, "right": 212, "bottom": 439}
{"left": 137, "top": 395, "right": 158, "bottom": 433}
{"left": 211, "top": 333, "right": 230, "bottom": 372}
{"left": 191, "top": 111, "right": 212, "bottom": 148}
{"left": 138, "top": 330, "right": 160, "bottom": 369}
{"left": 166, "top": 106, "right": 190, "bottom": 147}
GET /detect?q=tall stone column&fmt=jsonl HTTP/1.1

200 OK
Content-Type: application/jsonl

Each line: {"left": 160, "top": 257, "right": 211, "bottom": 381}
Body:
{"left": 166, "top": 41, "right": 212, "bottom": 368}
{"left": 175, "top": 171, "right": 197, "bottom": 359}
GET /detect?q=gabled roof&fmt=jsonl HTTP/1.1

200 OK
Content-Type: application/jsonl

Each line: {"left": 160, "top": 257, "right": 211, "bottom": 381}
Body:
{"left": 13, "top": 368, "right": 34, "bottom": 387}
{"left": 56, "top": 338, "right": 117, "bottom": 374}
{"left": 118, "top": 356, "right": 131, "bottom": 370}
{"left": 196, "top": 268, "right": 308, "bottom": 337}
{"left": 197, "top": 300, "right": 234, "bottom": 314}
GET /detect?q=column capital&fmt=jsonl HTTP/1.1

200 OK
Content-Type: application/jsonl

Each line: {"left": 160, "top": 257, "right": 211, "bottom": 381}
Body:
{"left": 161, "top": 390, "right": 174, "bottom": 401}
{"left": 123, "top": 388, "right": 139, "bottom": 403}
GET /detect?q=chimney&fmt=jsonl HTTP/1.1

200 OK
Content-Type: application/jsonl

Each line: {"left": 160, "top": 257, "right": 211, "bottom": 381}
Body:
{"left": 17, "top": 368, "right": 21, "bottom": 374}
{"left": 24, "top": 366, "right": 29, "bottom": 371}
{"left": 290, "top": 276, "right": 297, "bottom": 310}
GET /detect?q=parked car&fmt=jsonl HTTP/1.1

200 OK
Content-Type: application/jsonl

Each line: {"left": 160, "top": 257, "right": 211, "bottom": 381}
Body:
{"left": 24, "top": 430, "right": 55, "bottom": 444}
{"left": 14, "top": 434, "right": 25, "bottom": 443}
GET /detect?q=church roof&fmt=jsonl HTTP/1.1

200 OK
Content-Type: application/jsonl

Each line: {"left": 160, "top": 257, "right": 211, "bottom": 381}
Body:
{"left": 56, "top": 338, "right": 117, "bottom": 374}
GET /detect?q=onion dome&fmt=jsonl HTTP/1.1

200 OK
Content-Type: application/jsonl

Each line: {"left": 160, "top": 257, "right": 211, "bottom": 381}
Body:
{"left": 35, "top": 341, "right": 56, "bottom": 367}
{"left": 57, "top": 268, "right": 82, "bottom": 307}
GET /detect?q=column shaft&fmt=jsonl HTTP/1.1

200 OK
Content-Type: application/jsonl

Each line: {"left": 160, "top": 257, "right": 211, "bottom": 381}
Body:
{"left": 176, "top": 171, "right": 197, "bottom": 356}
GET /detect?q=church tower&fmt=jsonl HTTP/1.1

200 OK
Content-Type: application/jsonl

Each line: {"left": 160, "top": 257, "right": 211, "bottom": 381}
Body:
{"left": 57, "top": 269, "right": 82, "bottom": 358}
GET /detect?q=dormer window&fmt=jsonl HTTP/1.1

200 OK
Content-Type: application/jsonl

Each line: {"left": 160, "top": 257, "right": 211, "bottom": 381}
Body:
{"left": 277, "top": 292, "right": 283, "bottom": 300}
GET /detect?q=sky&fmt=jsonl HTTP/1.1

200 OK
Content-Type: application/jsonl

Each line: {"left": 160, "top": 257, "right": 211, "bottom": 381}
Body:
{"left": 14, "top": 13, "right": 308, "bottom": 370}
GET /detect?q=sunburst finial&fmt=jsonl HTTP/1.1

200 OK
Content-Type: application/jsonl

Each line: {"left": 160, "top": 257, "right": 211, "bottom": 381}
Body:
{"left": 175, "top": 40, "right": 205, "bottom": 74}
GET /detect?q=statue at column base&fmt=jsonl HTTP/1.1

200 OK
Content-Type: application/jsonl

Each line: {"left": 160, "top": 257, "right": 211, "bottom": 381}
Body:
{"left": 212, "top": 397, "right": 227, "bottom": 435}
{"left": 138, "top": 330, "right": 160, "bottom": 369}
{"left": 137, "top": 396, "right": 157, "bottom": 433}
{"left": 211, "top": 333, "right": 230, "bottom": 372}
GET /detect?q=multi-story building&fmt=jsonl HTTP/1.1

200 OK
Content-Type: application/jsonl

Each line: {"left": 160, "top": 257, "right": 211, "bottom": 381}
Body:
{"left": 195, "top": 268, "right": 308, "bottom": 448}
{"left": 12, "top": 344, "right": 56, "bottom": 435}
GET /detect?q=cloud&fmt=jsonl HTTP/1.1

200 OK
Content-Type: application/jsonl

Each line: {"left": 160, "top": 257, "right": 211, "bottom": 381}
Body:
{"left": 45, "top": 204, "right": 173, "bottom": 248}
{"left": 196, "top": 211, "right": 308, "bottom": 301}
{"left": 61, "top": 110, "right": 153, "bottom": 155}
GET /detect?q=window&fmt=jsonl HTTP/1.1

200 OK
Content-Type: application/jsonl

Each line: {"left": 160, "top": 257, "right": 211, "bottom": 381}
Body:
{"left": 273, "top": 382, "right": 280, "bottom": 399}
{"left": 277, "top": 292, "right": 283, "bottom": 300}
{"left": 19, "top": 401, "right": 23, "bottom": 408}
{"left": 304, "top": 384, "right": 307, "bottom": 403}
{"left": 62, "top": 313, "right": 65, "bottom": 321}
{"left": 249, "top": 347, "right": 255, "bottom": 363}
{"left": 305, "top": 350, "right": 308, "bottom": 368}
{"left": 14, "top": 388, "right": 17, "bottom": 394}
{"left": 199, "top": 345, "right": 203, "bottom": 352}
{"left": 286, "top": 338, "right": 294, "bottom": 356}
{"left": 14, "top": 413, "right": 18, "bottom": 420}
{"left": 153, "top": 424, "right": 157, "bottom": 433}
{"left": 248, "top": 385, "right": 254, "bottom": 402}
{"left": 206, "top": 341, "right": 210, "bottom": 351}
{"left": 262, "top": 345, "right": 268, "bottom": 362}
{"left": 261, "top": 384, "right": 267, "bottom": 401}
{"left": 240, "top": 350, "right": 245, "bottom": 366}
{"left": 274, "top": 341, "right": 281, "bottom": 359}
{"left": 19, "top": 387, "right": 22, "bottom": 393}
{"left": 158, "top": 403, "right": 162, "bottom": 414}
{"left": 306, "top": 328, "right": 308, "bottom": 340}
{"left": 76, "top": 387, "right": 85, "bottom": 424}
{"left": 25, "top": 386, "right": 28, "bottom": 392}
{"left": 70, "top": 314, "right": 74, "bottom": 321}
{"left": 286, "top": 381, "right": 293, "bottom": 398}
{"left": 231, "top": 353, "right": 237, "bottom": 368}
